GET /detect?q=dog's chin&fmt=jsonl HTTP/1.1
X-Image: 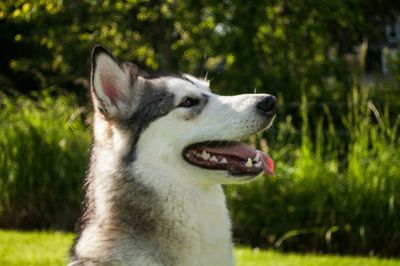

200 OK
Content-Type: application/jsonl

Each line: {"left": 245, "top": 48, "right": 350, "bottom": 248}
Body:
{"left": 182, "top": 140, "right": 274, "bottom": 183}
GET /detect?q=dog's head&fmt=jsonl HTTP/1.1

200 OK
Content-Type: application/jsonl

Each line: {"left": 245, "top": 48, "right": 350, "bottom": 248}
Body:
{"left": 90, "top": 45, "right": 276, "bottom": 185}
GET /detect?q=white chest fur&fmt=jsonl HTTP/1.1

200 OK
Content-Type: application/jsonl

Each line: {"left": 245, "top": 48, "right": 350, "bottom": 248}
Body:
{"left": 133, "top": 149, "right": 235, "bottom": 265}
{"left": 157, "top": 181, "right": 235, "bottom": 266}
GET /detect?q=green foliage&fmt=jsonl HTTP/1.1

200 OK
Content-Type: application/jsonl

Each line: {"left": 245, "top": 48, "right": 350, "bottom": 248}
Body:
{"left": 2, "top": 0, "right": 400, "bottom": 101}
{"left": 0, "top": 90, "right": 90, "bottom": 229}
{"left": 226, "top": 86, "right": 400, "bottom": 256}
{"left": 1, "top": 0, "right": 400, "bottom": 257}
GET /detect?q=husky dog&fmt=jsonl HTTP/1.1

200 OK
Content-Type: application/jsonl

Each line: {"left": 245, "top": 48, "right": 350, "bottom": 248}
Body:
{"left": 70, "top": 45, "right": 276, "bottom": 266}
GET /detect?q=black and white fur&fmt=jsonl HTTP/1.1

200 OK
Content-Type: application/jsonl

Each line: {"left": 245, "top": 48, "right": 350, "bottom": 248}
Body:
{"left": 70, "top": 45, "right": 276, "bottom": 266}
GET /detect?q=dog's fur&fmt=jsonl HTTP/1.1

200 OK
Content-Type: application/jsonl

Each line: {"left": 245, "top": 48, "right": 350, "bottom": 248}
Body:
{"left": 70, "top": 45, "right": 276, "bottom": 266}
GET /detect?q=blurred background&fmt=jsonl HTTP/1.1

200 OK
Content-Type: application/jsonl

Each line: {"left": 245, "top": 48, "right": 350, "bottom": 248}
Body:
{"left": 1, "top": 0, "right": 400, "bottom": 258}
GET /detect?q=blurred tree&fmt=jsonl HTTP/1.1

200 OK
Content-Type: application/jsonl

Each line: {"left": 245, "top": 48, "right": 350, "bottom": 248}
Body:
{"left": 0, "top": 0, "right": 399, "bottom": 100}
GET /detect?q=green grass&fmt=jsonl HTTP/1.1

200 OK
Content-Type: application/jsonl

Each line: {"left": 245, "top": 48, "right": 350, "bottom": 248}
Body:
{"left": 0, "top": 230, "right": 74, "bottom": 266}
{"left": 226, "top": 87, "right": 400, "bottom": 255}
{"left": 0, "top": 90, "right": 90, "bottom": 229}
{"left": 0, "top": 230, "right": 399, "bottom": 266}
{"left": 236, "top": 248, "right": 400, "bottom": 266}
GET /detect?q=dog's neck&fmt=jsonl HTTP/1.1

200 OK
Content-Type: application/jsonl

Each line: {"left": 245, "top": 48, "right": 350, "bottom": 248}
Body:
{"left": 76, "top": 143, "right": 235, "bottom": 265}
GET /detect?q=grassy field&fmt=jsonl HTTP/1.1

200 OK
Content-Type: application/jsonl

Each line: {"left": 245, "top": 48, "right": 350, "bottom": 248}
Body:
{"left": 0, "top": 230, "right": 399, "bottom": 266}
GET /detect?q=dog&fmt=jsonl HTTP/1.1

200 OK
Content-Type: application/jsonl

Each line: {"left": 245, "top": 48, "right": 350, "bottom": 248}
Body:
{"left": 69, "top": 45, "right": 276, "bottom": 266}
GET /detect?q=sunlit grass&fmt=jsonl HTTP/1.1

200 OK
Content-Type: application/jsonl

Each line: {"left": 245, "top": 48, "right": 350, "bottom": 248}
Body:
{"left": 1, "top": 230, "right": 399, "bottom": 266}
{"left": 0, "top": 230, "right": 74, "bottom": 266}
{"left": 235, "top": 247, "right": 400, "bottom": 266}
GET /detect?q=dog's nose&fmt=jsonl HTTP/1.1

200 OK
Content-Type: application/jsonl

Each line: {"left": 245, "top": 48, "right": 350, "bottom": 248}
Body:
{"left": 256, "top": 95, "right": 276, "bottom": 115}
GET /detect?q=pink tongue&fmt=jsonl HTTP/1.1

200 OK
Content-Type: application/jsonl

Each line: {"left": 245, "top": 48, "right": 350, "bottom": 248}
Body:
{"left": 200, "top": 142, "right": 275, "bottom": 176}
{"left": 261, "top": 153, "right": 274, "bottom": 176}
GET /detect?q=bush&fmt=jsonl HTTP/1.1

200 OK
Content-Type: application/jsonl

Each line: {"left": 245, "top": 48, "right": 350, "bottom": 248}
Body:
{"left": 226, "top": 87, "right": 400, "bottom": 256}
{"left": 0, "top": 90, "right": 90, "bottom": 230}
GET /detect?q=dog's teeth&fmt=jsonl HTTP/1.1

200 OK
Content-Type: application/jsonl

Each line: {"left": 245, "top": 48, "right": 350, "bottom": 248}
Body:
{"left": 201, "top": 150, "right": 211, "bottom": 160}
{"left": 255, "top": 161, "right": 262, "bottom": 168}
{"left": 245, "top": 158, "right": 253, "bottom": 167}
{"left": 254, "top": 153, "right": 261, "bottom": 162}
{"left": 210, "top": 156, "right": 218, "bottom": 162}
{"left": 220, "top": 158, "right": 228, "bottom": 164}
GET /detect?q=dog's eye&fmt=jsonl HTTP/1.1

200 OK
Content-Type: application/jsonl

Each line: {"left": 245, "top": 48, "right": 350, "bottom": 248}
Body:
{"left": 178, "top": 97, "right": 200, "bottom": 108}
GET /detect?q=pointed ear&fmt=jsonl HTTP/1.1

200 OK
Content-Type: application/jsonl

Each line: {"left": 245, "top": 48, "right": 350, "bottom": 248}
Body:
{"left": 90, "top": 45, "right": 136, "bottom": 118}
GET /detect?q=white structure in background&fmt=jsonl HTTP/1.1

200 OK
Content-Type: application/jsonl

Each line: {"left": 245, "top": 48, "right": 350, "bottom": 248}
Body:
{"left": 382, "top": 18, "right": 400, "bottom": 74}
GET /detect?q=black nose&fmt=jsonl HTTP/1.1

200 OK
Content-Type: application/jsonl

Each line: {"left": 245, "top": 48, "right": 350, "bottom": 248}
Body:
{"left": 256, "top": 95, "right": 276, "bottom": 115}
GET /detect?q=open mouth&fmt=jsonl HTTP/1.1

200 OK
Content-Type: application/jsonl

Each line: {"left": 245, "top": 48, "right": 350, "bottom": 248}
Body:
{"left": 182, "top": 141, "right": 274, "bottom": 176}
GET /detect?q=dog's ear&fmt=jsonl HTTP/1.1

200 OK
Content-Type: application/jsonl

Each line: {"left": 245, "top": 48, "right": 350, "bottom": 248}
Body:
{"left": 90, "top": 45, "right": 139, "bottom": 118}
